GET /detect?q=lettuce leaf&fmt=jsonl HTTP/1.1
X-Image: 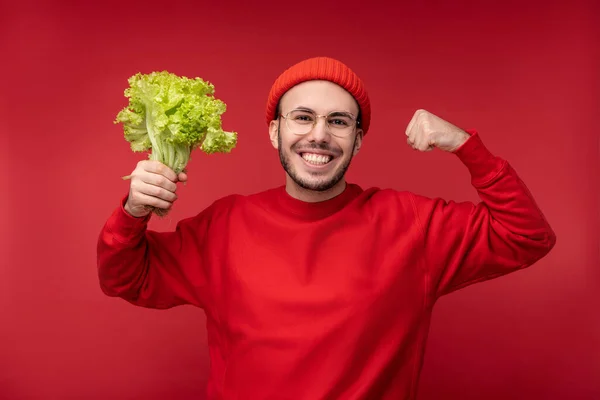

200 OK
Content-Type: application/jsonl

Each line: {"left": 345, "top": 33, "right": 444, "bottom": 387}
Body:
{"left": 114, "top": 71, "right": 237, "bottom": 174}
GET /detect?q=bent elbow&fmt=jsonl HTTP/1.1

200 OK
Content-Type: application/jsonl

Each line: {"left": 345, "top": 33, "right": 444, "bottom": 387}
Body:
{"left": 542, "top": 228, "right": 557, "bottom": 261}
{"left": 99, "top": 280, "right": 122, "bottom": 298}
{"left": 547, "top": 228, "right": 557, "bottom": 252}
{"left": 97, "top": 270, "right": 141, "bottom": 301}
{"left": 526, "top": 226, "right": 557, "bottom": 265}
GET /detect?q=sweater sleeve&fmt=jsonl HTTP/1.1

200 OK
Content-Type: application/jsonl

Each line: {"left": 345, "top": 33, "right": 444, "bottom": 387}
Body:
{"left": 410, "top": 131, "right": 556, "bottom": 299}
{"left": 96, "top": 197, "right": 213, "bottom": 309}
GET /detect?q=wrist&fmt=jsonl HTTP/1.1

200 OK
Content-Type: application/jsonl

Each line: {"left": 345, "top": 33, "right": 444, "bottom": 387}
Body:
{"left": 450, "top": 130, "right": 472, "bottom": 153}
{"left": 124, "top": 199, "right": 149, "bottom": 219}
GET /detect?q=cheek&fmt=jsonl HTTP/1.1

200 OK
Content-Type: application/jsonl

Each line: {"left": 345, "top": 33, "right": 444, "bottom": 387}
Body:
{"left": 281, "top": 134, "right": 301, "bottom": 152}
{"left": 339, "top": 140, "right": 356, "bottom": 157}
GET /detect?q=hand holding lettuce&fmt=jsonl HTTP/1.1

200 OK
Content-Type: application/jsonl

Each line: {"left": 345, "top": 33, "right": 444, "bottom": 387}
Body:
{"left": 114, "top": 71, "right": 237, "bottom": 216}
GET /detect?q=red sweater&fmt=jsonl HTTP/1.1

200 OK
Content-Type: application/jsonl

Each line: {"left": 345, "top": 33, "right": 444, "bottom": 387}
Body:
{"left": 97, "top": 132, "right": 555, "bottom": 399}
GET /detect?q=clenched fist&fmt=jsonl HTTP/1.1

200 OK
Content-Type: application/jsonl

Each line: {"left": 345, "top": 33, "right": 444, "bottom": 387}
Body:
{"left": 405, "top": 109, "right": 470, "bottom": 152}
{"left": 124, "top": 160, "right": 188, "bottom": 218}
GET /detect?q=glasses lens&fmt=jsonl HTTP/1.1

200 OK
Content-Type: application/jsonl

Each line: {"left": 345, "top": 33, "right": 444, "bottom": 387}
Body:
{"left": 287, "top": 110, "right": 314, "bottom": 135}
{"left": 326, "top": 113, "right": 355, "bottom": 136}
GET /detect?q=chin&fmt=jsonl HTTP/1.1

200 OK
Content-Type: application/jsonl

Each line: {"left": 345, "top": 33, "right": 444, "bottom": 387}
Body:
{"left": 296, "top": 177, "right": 341, "bottom": 192}
{"left": 291, "top": 161, "right": 348, "bottom": 192}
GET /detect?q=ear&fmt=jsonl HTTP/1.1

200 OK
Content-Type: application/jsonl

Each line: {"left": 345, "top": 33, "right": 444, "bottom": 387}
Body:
{"left": 269, "top": 120, "right": 279, "bottom": 149}
{"left": 353, "top": 129, "right": 363, "bottom": 156}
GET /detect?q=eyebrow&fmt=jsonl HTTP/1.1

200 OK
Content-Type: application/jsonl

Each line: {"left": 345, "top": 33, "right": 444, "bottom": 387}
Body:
{"left": 294, "top": 106, "right": 315, "bottom": 113}
{"left": 329, "top": 111, "right": 355, "bottom": 118}
{"left": 294, "top": 106, "right": 356, "bottom": 117}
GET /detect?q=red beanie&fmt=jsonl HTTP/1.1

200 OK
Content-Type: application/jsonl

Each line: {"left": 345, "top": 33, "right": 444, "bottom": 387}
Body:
{"left": 265, "top": 57, "right": 371, "bottom": 135}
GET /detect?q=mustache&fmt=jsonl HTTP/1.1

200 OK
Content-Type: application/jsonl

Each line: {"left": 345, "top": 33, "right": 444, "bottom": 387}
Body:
{"left": 292, "top": 142, "right": 342, "bottom": 156}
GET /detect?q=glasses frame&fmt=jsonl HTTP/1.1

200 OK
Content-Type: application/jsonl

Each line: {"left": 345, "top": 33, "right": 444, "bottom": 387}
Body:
{"left": 279, "top": 108, "right": 359, "bottom": 138}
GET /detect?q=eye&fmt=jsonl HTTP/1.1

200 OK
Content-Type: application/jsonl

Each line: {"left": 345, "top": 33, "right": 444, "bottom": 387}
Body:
{"left": 290, "top": 111, "right": 315, "bottom": 124}
{"left": 328, "top": 116, "right": 352, "bottom": 127}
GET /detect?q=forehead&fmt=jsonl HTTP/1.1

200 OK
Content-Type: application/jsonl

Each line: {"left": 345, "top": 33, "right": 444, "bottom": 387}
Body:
{"left": 279, "top": 80, "right": 359, "bottom": 114}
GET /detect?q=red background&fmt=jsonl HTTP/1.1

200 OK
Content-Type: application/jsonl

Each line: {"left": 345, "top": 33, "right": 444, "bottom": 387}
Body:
{"left": 2, "top": 0, "right": 599, "bottom": 399}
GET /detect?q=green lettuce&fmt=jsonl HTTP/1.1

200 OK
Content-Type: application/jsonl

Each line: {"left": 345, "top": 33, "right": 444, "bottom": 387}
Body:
{"left": 115, "top": 71, "right": 237, "bottom": 174}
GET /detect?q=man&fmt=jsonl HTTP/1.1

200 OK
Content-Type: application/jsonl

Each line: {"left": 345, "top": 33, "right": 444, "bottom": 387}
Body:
{"left": 97, "top": 57, "right": 556, "bottom": 399}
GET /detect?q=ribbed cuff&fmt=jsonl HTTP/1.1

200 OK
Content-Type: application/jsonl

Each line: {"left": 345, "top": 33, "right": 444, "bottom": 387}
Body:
{"left": 454, "top": 130, "right": 506, "bottom": 187}
{"left": 105, "top": 195, "right": 151, "bottom": 242}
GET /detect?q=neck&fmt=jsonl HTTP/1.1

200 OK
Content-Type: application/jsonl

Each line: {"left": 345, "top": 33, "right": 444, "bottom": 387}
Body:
{"left": 285, "top": 177, "right": 347, "bottom": 203}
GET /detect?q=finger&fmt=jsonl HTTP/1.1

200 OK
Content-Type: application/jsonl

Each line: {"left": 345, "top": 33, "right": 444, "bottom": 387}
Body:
{"left": 405, "top": 112, "right": 418, "bottom": 137}
{"left": 419, "top": 144, "right": 434, "bottom": 152}
{"left": 423, "top": 137, "right": 435, "bottom": 151}
{"left": 407, "top": 123, "right": 417, "bottom": 145}
{"left": 178, "top": 172, "right": 188, "bottom": 183}
{"left": 414, "top": 129, "right": 430, "bottom": 151}
{"left": 140, "top": 172, "right": 178, "bottom": 193}
{"left": 136, "top": 182, "right": 178, "bottom": 203}
{"left": 412, "top": 137, "right": 424, "bottom": 151}
{"left": 141, "top": 161, "right": 178, "bottom": 182}
{"left": 409, "top": 110, "right": 426, "bottom": 143}
{"left": 134, "top": 192, "right": 174, "bottom": 210}
{"left": 406, "top": 109, "right": 425, "bottom": 137}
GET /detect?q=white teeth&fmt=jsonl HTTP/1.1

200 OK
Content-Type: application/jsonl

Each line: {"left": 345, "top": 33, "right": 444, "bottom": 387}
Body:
{"left": 302, "top": 153, "right": 332, "bottom": 165}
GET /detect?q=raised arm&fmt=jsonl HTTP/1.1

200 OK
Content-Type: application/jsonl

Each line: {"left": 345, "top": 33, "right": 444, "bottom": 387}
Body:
{"left": 405, "top": 110, "right": 556, "bottom": 298}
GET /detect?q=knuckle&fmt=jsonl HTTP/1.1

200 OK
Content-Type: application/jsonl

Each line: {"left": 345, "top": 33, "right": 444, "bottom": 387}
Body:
{"left": 138, "top": 160, "right": 152, "bottom": 171}
{"left": 163, "top": 179, "right": 176, "bottom": 193}
{"left": 148, "top": 185, "right": 161, "bottom": 197}
{"left": 164, "top": 177, "right": 175, "bottom": 190}
{"left": 156, "top": 187, "right": 166, "bottom": 198}
{"left": 153, "top": 162, "right": 163, "bottom": 173}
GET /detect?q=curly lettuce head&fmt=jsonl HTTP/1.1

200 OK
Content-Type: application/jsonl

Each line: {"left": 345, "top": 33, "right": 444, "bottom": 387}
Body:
{"left": 114, "top": 71, "right": 237, "bottom": 173}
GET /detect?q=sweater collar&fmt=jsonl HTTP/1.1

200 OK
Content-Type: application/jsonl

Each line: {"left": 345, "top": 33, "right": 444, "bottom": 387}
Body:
{"left": 274, "top": 182, "right": 363, "bottom": 220}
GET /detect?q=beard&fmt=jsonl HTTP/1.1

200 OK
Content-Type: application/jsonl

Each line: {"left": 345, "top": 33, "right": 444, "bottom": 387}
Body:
{"left": 278, "top": 129, "right": 355, "bottom": 192}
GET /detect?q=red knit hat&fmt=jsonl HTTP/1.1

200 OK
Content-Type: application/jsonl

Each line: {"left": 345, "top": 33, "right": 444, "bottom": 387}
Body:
{"left": 266, "top": 57, "right": 371, "bottom": 135}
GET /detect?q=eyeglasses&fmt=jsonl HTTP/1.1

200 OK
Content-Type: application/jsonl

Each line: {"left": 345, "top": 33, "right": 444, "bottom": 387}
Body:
{"left": 279, "top": 109, "right": 358, "bottom": 137}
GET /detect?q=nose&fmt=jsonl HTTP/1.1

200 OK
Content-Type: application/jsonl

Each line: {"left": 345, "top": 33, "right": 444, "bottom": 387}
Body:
{"left": 305, "top": 116, "right": 330, "bottom": 143}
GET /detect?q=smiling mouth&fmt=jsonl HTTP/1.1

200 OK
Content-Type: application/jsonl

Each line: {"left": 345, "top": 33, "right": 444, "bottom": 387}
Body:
{"left": 300, "top": 152, "right": 333, "bottom": 165}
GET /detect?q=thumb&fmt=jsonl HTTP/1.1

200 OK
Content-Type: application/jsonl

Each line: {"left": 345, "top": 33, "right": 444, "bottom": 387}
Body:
{"left": 178, "top": 171, "right": 188, "bottom": 184}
